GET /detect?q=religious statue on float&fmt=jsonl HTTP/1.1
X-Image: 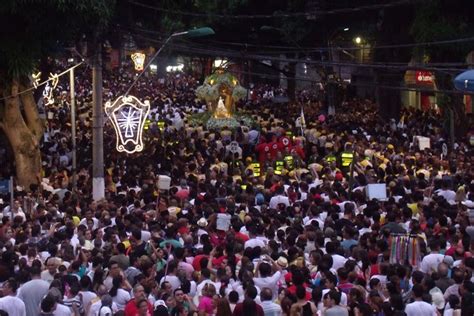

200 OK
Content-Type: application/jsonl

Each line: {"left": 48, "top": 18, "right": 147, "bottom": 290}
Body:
{"left": 195, "top": 68, "right": 247, "bottom": 119}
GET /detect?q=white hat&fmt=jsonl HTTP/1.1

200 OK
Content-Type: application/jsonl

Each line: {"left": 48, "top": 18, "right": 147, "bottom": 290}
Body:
{"left": 430, "top": 288, "right": 445, "bottom": 310}
{"left": 99, "top": 306, "right": 113, "bottom": 316}
{"left": 154, "top": 299, "right": 167, "bottom": 310}
{"left": 197, "top": 218, "right": 208, "bottom": 228}
{"left": 277, "top": 256, "right": 288, "bottom": 268}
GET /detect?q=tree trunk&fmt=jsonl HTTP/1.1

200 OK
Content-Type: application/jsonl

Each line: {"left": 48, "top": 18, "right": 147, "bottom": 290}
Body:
{"left": 0, "top": 80, "right": 43, "bottom": 190}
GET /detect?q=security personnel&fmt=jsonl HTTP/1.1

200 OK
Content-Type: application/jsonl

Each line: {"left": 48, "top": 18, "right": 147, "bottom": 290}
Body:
{"left": 274, "top": 159, "right": 285, "bottom": 175}
{"left": 284, "top": 154, "right": 294, "bottom": 171}
{"left": 324, "top": 142, "right": 337, "bottom": 164}
{"left": 340, "top": 142, "right": 354, "bottom": 173}
{"left": 246, "top": 160, "right": 261, "bottom": 177}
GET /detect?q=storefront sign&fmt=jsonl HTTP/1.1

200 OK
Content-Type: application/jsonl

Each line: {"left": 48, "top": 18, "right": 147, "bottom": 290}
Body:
{"left": 416, "top": 71, "right": 434, "bottom": 84}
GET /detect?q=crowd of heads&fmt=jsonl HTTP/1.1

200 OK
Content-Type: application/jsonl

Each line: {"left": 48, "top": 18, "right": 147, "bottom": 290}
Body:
{"left": 0, "top": 60, "right": 473, "bottom": 316}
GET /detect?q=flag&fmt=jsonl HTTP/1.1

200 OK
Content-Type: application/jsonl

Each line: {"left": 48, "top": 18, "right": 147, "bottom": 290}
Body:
{"left": 300, "top": 106, "right": 306, "bottom": 128}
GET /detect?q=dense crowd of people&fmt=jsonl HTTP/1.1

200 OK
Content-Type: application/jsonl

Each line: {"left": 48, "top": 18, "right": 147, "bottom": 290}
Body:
{"left": 0, "top": 61, "right": 473, "bottom": 316}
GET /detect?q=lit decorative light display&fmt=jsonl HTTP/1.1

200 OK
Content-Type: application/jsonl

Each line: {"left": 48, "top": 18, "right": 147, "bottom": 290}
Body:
{"left": 105, "top": 95, "right": 150, "bottom": 154}
{"left": 43, "top": 73, "right": 59, "bottom": 105}
{"left": 32, "top": 72, "right": 42, "bottom": 88}
{"left": 131, "top": 52, "right": 146, "bottom": 71}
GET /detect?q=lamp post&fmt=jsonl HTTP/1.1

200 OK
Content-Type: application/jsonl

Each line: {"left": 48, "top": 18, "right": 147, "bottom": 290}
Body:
{"left": 326, "top": 27, "right": 349, "bottom": 115}
{"left": 124, "top": 27, "right": 215, "bottom": 97}
{"left": 70, "top": 65, "right": 77, "bottom": 191}
{"left": 92, "top": 27, "right": 214, "bottom": 201}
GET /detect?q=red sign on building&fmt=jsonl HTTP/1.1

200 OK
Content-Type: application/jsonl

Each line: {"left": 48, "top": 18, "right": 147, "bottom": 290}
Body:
{"left": 415, "top": 71, "right": 434, "bottom": 84}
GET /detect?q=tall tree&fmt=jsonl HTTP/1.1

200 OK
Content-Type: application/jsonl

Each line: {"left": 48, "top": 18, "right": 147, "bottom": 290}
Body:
{"left": 0, "top": 0, "right": 115, "bottom": 189}
{"left": 411, "top": 0, "right": 474, "bottom": 136}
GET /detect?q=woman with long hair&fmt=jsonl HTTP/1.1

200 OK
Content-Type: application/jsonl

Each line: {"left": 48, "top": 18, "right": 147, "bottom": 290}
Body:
{"left": 214, "top": 297, "right": 232, "bottom": 316}
{"left": 109, "top": 275, "right": 131, "bottom": 311}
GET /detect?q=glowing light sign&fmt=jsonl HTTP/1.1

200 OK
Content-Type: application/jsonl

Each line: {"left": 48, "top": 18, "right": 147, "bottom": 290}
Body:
{"left": 105, "top": 95, "right": 150, "bottom": 154}
{"left": 43, "top": 73, "right": 59, "bottom": 105}
{"left": 131, "top": 52, "right": 146, "bottom": 71}
{"left": 32, "top": 72, "right": 41, "bottom": 88}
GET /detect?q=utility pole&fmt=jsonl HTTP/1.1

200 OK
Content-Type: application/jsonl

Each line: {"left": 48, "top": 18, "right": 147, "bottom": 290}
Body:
{"left": 92, "top": 45, "right": 105, "bottom": 201}
{"left": 70, "top": 67, "right": 77, "bottom": 191}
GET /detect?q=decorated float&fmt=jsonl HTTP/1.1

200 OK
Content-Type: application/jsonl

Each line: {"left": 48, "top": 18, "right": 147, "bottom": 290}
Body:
{"left": 193, "top": 69, "right": 252, "bottom": 129}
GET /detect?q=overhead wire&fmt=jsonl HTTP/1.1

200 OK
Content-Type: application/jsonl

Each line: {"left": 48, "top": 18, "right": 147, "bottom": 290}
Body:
{"left": 0, "top": 61, "right": 85, "bottom": 102}
{"left": 129, "top": 26, "right": 474, "bottom": 53}
{"left": 128, "top": 0, "right": 415, "bottom": 19}
{"left": 217, "top": 68, "right": 473, "bottom": 95}
{"left": 128, "top": 34, "right": 471, "bottom": 95}
{"left": 132, "top": 33, "right": 467, "bottom": 73}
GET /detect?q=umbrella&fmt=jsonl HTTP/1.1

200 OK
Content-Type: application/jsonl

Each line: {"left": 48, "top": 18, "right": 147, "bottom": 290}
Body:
{"left": 453, "top": 70, "right": 474, "bottom": 91}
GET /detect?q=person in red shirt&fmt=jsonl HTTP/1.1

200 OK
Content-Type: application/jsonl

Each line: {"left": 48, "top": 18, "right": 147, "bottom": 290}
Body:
{"left": 255, "top": 140, "right": 271, "bottom": 163}
{"left": 268, "top": 134, "right": 281, "bottom": 160}
{"left": 232, "top": 286, "right": 264, "bottom": 316}
{"left": 124, "top": 284, "right": 153, "bottom": 316}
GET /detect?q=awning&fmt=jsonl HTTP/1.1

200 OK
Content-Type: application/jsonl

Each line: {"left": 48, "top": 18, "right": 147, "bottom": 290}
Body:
{"left": 454, "top": 70, "right": 474, "bottom": 92}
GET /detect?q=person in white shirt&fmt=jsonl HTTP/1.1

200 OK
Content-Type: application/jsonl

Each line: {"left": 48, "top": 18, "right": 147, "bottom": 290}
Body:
{"left": 253, "top": 255, "right": 282, "bottom": 301}
{"left": 436, "top": 180, "right": 456, "bottom": 205}
{"left": 326, "top": 241, "right": 347, "bottom": 271}
{"left": 269, "top": 187, "right": 290, "bottom": 210}
{"left": 405, "top": 284, "right": 437, "bottom": 316}
{"left": 420, "top": 240, "right": 445, "bottom": 275}
{"left": 260, "top": 288, "right": 282, "bottom": 316}
{"left": 244, "top": 226, "right": 266, "bottom": 249}
{"left": 0, "top": 278, "right": 26, "bottom": 316}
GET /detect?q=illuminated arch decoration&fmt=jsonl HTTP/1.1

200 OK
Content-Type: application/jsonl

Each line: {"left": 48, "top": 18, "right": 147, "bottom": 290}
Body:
{"left": 131, "top": 52, "right": 146, "bottom": 71}
{"left": 105, "top": 95, "right": 150, "bottom": 154}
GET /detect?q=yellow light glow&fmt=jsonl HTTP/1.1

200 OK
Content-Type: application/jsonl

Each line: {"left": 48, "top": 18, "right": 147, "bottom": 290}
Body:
{"left": 355, "top": 37, "right": 362, "bottom": 44}
{"left": 131, "top": 52, "right": 146, "bottom": 71}
{"left": 32, "top": 72, "right": 42, "bottom": 89}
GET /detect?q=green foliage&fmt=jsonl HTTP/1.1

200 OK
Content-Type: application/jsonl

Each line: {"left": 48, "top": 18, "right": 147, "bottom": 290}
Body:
{"left": 232, "top": 86, "right": 247, "bottom": 102}
{"left": 0, "top": 0, "right": 116, "bottom": 80}
{"left": 410, "top": 0, "right": 474, "bottom": 62}
{"left": 196, "top": 71, "right": 247, "bottom": 103}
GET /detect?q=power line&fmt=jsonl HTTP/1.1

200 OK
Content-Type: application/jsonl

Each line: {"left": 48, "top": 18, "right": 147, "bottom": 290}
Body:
{"left": 133, "top": 34, "right": 467, "bottom": 73}
{"left": 128, "top": 0, "right": 414, "bottom": 19}
{"left": 0, "top": 62, "right": 85, "bottom": 101}
{"left": 225, "top": 68, "right": 473, "bottom": 95}
{"left": 129, "top": 26, "right": 474, "bottom": 52}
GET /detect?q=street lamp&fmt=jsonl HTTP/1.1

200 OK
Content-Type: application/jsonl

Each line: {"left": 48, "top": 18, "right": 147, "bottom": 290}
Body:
{"left": 93, "top": 27, "right": 215, "bottom": 201}
{"left": 354, "top": 37, "right": 362, "bottom": 44}
{"left": 124, "top": 27, "right": 215, "bottom": 96}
